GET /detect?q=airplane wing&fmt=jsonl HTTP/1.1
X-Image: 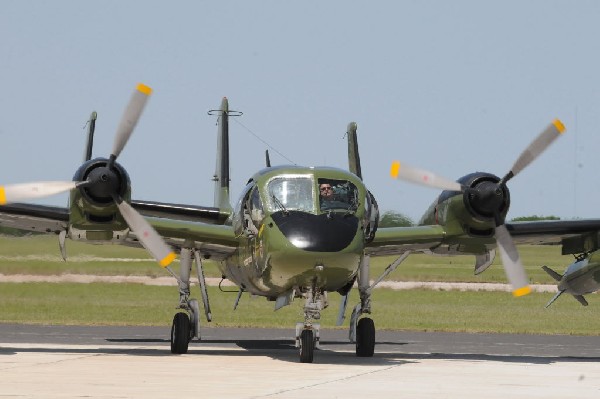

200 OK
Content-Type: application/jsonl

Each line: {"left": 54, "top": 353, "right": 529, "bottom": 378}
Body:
{"left": 507, "top": 219, "right": 600, "bottom": 254}
{"left": 0, "top": 200, "right": 227, "bottom": 232}
{"left": 507, "top": 219, "right": 600, "bottom": 243}
{"left": 145, "top": 217, "right": 237, "bottom": 261}
{"left": 131, "top": 200, "right": 238, "bottom": 260}
{"left": 0, "top": 203, "right": 68, "bottom": 234}
{"left": 366, "top": 225, "right": 446, "bottom": 256}
{"left": 0, "top": 201, "right": 238, "bottom": 261}
{"left": 366, "top": 219, "right": 600, "bottom": 258}
{"left": 130, "top": 200, "right": 229, "bottom": 224}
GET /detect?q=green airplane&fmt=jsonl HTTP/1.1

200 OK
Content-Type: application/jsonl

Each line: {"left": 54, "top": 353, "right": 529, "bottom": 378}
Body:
{"left": 0, "top": 83, "right": 597, "bottom": 363}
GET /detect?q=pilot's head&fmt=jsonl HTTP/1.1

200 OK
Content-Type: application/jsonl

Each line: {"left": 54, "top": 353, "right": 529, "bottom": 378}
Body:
{"left": 319, "top": 183, "right": 334, "bottom": 200}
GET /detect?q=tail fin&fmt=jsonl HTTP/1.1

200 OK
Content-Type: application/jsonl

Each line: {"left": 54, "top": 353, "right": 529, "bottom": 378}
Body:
{"left": 542, "top": 265, "right": 563, "bottom": 281}
{"left": 346, "top": 122, "right": 362, "bottom": 179}
{"left": 212, "top": 98, "right": 232, "bottom": 215}
{"left": 545, "top": 290, "right": 565, "bottom": 308}
{"left": 573, "top": 295, "right": 589, "bottom": 306}
{"left": 83, "top": 111, "right": 97, "bottom": 162}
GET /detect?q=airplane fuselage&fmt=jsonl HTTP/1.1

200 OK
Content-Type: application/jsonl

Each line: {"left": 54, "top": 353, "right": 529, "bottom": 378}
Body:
{"left": 218, "top": 166, "right": 376, "bottom": 297}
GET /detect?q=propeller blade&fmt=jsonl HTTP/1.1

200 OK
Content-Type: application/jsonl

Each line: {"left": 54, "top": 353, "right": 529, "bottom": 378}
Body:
{"left": 0, "top": 181, "right": 78, "bottom": 205}
{"left": 503, "top": 119, "right": 565, "bottom": 183}
{"left": 111, "top": 83, "right": 153, "bottom": 160}
{"left": 390, "top": 161, "right": 463, "bottom": 191}
{"left": 495, "top": 224, "right": 531, "bottom": 297}
{"left": 115, "top": 200, "right": 176, "bottom": 267}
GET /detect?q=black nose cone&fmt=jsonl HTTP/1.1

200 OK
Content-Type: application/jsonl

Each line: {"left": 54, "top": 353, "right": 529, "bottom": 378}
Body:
{"left": 271, "top": 211, "right": 359, "bottom": 252}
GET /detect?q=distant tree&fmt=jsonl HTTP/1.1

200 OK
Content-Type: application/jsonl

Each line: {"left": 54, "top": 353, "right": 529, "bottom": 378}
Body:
{"left": 379, "top": 210, "right": 414, "bottom": 227}
{"left": 510, "top": 215, "right": 560, "bottom": 222}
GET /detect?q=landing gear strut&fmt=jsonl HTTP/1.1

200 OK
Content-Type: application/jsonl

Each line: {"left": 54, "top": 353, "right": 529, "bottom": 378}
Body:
{"left": 349, "top": 252, "right": 411, "bottom": 357}
{"left": 295, "top": 284, "right": 326, "bottom": 363}
{"left": 169, "top": 246, "right": 212, "bottom": 354}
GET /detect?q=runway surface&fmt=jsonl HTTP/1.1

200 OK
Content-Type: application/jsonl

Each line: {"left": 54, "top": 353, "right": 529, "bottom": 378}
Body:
{"left": 1, "top": 324, "right": 600, "bottom": 398}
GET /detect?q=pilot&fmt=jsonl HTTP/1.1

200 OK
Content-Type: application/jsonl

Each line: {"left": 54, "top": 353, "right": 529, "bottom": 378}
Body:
{"left": 319, "top": 183, "right": 335, "bottom": 209}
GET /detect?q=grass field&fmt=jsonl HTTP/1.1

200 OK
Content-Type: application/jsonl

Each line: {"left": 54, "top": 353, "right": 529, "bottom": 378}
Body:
{"left": 1, "top": 235, "right": 597, "bottom": 335}
{"left": 1, "top": 283, "right": 598, "bottom": 335}
{"left": 0, "top": 235, "right": 576, "bottom": 284}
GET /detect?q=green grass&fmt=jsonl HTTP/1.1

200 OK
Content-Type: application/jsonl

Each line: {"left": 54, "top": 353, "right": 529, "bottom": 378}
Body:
{"left": 0, "top": 235, "right": 221, "bottom": 277}
{"left": 0, "top": 235, "right": 575, "bottom": 284}
{"left": 1, "top": 282, "right": 598, "bottom": 335}
{"left": 1, "top": 235, "right": 596, "bottom": 335}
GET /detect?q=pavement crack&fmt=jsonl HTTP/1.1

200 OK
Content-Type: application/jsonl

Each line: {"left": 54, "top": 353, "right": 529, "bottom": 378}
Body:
{"left": 250, "top": 364, "right": 403, "bottom": 398}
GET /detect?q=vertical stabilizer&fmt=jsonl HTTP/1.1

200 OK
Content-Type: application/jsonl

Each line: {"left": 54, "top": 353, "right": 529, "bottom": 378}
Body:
{"left": 213, "top": 97, "right": 232, "bottom": 215}
{"left": 83, "top": 111, "right": 97, "bottom": 162}
{"left": 347, "top": 122, "right": 362, "bottom": 179}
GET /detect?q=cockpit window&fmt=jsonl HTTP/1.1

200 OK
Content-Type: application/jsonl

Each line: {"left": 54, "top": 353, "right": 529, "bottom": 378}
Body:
{"left": 318, "top": 179, "right": 359, "bottom": 212}
{"left": 267, "top": 176, "right": 315, "bottom": 213}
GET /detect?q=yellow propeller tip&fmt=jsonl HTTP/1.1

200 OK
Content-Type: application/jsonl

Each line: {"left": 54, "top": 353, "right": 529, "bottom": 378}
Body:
{"left": 0, "top": 186, "right": 6, "bottom": 205}
{"left": 512, "top": 286, "right": 532, "bottom": 297}
{"left": 390, "top": 161, "right": 400, "bottom": 178}
{"left": 159, "top": 252, "right": 176, "bottom": 267}
{"left": 136, "top": 83, "right": 153, "bottom": 96}
{"left": 552, "top": 119, "right": 566, "bottom": 133}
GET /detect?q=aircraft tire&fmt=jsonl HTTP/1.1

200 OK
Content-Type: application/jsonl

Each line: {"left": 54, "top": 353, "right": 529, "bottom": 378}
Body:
{"left": 170, "top": 312, "right": 191, "bottom": 354}
{"left": 355, "top": 317, "right": 375, "bottom": 357}
{"left": 299, "top": 329, "right": 315, "bottom": 363}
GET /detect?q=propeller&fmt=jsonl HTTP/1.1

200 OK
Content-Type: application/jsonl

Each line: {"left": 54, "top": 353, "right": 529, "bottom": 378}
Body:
{"left": 0, "top": 181, "right": 79, "bottom": 205}
{"left": 390, "top": 119, "right": 566, "bottom": 296}
{"left": 109, "top": 83, "right": 153, "bottom": 167}
{"left": 0, "top": 83, "right": 176, "bottom": 268}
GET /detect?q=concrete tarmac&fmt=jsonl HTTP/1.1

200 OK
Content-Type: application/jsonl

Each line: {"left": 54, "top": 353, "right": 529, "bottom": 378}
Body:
{"left": 1, "top": 324, "right": 600, "bottom": 398}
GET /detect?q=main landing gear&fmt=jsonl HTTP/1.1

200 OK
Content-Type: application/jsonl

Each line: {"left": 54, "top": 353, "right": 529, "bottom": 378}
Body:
{"left": 169, "top": 246, "right": 212, "bottom": 354}
{"left": 171, "top": 311, "right": 193, "bottom": 354}
{"left": 348, "top": 252, "right": 411, "bottom": 358}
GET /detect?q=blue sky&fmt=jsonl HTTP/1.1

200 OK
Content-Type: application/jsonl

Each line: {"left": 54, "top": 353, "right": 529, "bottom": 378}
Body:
{"left": 1, "top": 1, "right": 600, "bottom": 222}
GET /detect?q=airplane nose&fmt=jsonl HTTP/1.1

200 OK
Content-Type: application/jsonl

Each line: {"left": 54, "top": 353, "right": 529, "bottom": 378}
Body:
{"left": 271, "top": 211, "right": 359, "bottom": 252}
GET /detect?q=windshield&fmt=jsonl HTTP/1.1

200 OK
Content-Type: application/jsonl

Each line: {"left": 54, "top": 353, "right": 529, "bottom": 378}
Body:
{"left": 267, "top": 176, "right": 315, "bottom": 213}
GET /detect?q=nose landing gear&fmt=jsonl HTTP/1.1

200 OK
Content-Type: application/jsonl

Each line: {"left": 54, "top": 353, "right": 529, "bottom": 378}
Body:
{"left": 295, "top": 286, "right": 326, "bottom": 363}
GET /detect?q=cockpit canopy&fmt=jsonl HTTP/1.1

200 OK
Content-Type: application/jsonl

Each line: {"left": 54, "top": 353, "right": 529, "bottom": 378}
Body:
{"left": 266, "top": 175, "right": 359, "bottom": 214}
{"left": 232, "top": 169, "right": 377, "bottom": 241}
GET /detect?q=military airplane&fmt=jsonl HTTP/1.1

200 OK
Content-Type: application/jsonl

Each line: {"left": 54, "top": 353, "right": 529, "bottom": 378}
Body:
{"left": 2, "top": 83, "right": 599, "bottom": 363}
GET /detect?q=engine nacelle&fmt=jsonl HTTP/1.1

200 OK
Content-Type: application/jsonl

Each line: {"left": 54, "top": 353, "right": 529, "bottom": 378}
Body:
{"left": 68, "top": 157, "right": 132, "bottom": 241}
{"left": 420, "top": 172, "right": 510, "bottom": 238}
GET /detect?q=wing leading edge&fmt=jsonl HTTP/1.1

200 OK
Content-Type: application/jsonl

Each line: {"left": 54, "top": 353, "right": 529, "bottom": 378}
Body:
{"left": 366, "top": 225, "right": 446, "bottom": 256}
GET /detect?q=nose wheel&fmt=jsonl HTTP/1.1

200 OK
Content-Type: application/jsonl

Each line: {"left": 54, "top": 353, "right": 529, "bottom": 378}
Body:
{"left": 170, "top": 312, "right": 192, "bottom": 354}
{"left": 299, "top": 329, "right": 315, "bottom": 363}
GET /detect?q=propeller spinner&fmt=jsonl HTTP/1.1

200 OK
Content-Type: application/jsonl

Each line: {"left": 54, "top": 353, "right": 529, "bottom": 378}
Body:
{"left": 390, "top": 119, "right": 565, "bottom": 296}
{"left": 0, "top": 83, "right": 176, "bottom": 268}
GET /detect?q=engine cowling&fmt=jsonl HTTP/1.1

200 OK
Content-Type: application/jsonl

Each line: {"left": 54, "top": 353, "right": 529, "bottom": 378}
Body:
{"left": 69, "top": 157, "right": 131, "bottom": 240}
{"left": 421, "top": 172, "right": 510, "bottom": 237}
{"left": 460, "top": 172, "right": 510, "bottom": 223}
